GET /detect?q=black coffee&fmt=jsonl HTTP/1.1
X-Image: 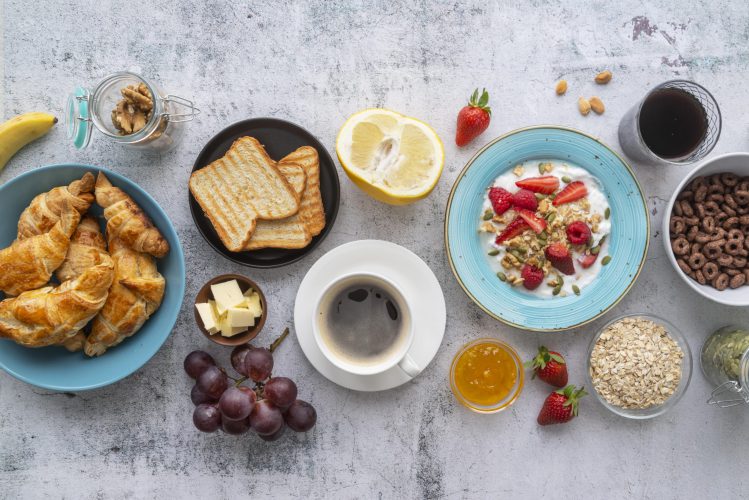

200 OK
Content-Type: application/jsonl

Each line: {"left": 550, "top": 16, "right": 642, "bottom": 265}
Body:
{"left": 318, "top": 284, "right": 408, "bottom": 367}
{"left": 638, "top": 88, "right": 708, "bottom": 159}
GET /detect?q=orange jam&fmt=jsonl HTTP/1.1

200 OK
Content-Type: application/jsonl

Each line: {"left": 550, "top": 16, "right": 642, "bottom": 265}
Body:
{"left": 453, "top": 341, "right": 519, "bottom": 406}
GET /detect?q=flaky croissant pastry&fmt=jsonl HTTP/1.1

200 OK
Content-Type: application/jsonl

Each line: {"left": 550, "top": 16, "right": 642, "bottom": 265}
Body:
{"left": 84, "top": 236, "right": 166, "bottom": 357}
{"left": 56, "top": 216, "right": 112, "bottom": 283}
{"left": 0, "top": 261, "right": 114, "bottom": 348}
{"left": 0, "top": 202, "right": 81, "bottom": 296}
{"left": 95, "top": 172, "right": 170, "bottom": 258}
{"left": 17, "top": 172, "right": 95, "bottom": 239}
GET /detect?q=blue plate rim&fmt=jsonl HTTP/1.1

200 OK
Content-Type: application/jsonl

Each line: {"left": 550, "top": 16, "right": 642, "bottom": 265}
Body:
{"left": 0, "top": 163, "right": 186, "bottom": 391}
{"left": 443, "top": 125, "right": 650, "bottom": 332}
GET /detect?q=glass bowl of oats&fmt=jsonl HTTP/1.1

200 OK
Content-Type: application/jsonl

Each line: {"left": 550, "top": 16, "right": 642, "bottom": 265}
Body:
{"left": 586, "top": 314, "right": 692, "bottom": 419}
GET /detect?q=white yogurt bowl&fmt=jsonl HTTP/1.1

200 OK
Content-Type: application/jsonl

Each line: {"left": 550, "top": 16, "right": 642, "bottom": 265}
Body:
{"left": 663, "top": 152, "right": 749, "bottom": 306}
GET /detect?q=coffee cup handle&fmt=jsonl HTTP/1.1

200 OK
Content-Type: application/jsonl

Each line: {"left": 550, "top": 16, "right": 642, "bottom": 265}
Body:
{"left": 398, "top": 353, "right": 421, "bottom": 378}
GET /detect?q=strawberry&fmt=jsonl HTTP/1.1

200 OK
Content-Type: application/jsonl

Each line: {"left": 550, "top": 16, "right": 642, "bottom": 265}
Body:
{"left": 488, "top": 187, "right": 512, "bottom": 215}
{"left": 525, "top": 346, "right": 568, "bottom": 387}
{"left": 552, "top": 181, "right": 588, "bottom": 206}
{"left": 521, "top": 264, "right": 544, "bottom": 290}
{"left": 516, "top": 209, "right": 547, "bottom": 234}
{"left": 545, "top": 242, "right": 575, "bottom": 275}
{"left": 495, "top": 217, "right": 529, "bottom": 244}
{"left": 566, "top": 221, "right": 592, "bottom": 245}
{"left": 511, "top": 189, "right": 538, "bottom": 211}
{"left": 578, "top": 253, "right": 598, "bottom": 269}
{"left": 537, "top": 385, "right": 587, "bottom": 426}
{"left": 515, "top": 176, "right": 559, "bottom": 195}
{"left": 455, "top": 88, "right": 491, "bottom": 147}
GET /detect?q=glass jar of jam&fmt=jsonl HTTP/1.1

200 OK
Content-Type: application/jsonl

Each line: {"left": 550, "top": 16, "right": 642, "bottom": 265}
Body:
{"left": 449, "top": 338, "right": 523, "bottom": 413}
{"left": 65, "top": 71, "right": 199, "bottom": 152}
{"left": 700, "top": 326, "right": 749, "bottom": 408}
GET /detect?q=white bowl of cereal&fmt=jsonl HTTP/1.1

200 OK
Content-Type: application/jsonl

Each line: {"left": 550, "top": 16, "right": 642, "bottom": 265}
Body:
{"left": 664, "top": 152, "right": 749, "bottom": 306}
{"left": 586, "top": 314, "right": 692, "bottom": 419}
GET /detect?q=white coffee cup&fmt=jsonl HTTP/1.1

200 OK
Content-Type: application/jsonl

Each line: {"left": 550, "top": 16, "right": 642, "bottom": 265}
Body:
{"left": 312, "top": 272, "right": 421, "bottom": 377}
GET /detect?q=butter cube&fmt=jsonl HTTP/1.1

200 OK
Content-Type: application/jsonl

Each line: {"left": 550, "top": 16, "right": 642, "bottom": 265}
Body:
{"left": 195, "top": 302, "right": 219, "bottom": 334}
{"left": 227, "top": 307, "right": 256, "bottom": 328}
{"left": 219, "top": 315, "right": 246, "bottom": 337}
{"left": 211, "top": 280, "right": 244, "bottom": 315}
{"left": 243, "top": 292, "right": 263, "bottom": 317}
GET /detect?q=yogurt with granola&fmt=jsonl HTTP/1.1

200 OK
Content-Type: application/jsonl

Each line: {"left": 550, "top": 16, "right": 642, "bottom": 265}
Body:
{"left": 479, "top": 160, "right": 611, "bottom": 298}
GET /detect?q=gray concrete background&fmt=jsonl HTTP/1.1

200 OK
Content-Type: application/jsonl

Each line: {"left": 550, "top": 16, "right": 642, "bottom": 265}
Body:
{"left": 2, "top": 1, "right": 749, "bottom": 498}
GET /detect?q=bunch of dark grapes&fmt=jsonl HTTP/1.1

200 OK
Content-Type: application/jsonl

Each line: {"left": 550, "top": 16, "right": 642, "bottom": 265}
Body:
{"left": 183, "top": 331, "right": 316, "bottom": 440}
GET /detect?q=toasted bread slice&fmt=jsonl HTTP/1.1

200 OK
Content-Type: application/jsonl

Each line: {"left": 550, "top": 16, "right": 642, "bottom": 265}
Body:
{"left": 189, "top": 137, "right": 299, "bottom": 252}
{"left": 280, "top": 146, "right": 325, "bottom": 236}
{"left": 244, "top": 161, "right": 312, "bottom": 250}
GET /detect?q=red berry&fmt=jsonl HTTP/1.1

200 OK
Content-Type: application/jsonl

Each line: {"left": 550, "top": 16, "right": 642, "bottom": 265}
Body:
{"left": 456, "top": 88, "right": 491, "bottom": 147}
{"left": 537, "top": 385, "right": 587, "bottom": 425}
{"left": 525, "top": 346, "right": 568, "bottom": 387}
{"left": 516, "top": 209, "right": 547, "bottom": 234}
{"left": 488, "top": 187, "right": 512, "bottom": 215}
{"left": 566, "top": 221, "right": 592, "bottom": 245}
{"left": 579, "top": 253, "right": 598, "bottom": 269}
{"left": 553, "top": 181, "right": 588, "bottom": 206}
{"left": 545, "top": 242, "right": 575, "bottom": 275}
{"left": 495, "top": 217, "right": 530, "bottom": 244}
{"left": 515, "top": 176, "right": 559, "bottom": 195}
{"left": 511, "top": 189, "right": 538, "bottom": 211}
{"left": 521, "top": 264, "right": 544, "bottom": 290}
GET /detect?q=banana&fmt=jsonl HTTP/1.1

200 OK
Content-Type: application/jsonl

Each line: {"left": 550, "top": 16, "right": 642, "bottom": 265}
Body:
{"left": 0, "top": 112, "right": 57, "bottom": 173}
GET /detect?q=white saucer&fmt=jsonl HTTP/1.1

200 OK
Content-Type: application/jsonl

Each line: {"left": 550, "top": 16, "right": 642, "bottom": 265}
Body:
{"left": 293, "top": 240, "right": 446, "bottom": 391}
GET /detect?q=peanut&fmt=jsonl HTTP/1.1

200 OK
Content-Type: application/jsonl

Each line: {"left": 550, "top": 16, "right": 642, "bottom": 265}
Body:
{"left": 555, "top": 80, "right": 568, "bottom": 95}
{"left": 595, "top": 70, "right": 612, "bottom": 84}
{"left": 589, "top": 96, "right": 605, "bottom": 115}
{"left": 578, "top": 97, "right": 591, "bottom": 116}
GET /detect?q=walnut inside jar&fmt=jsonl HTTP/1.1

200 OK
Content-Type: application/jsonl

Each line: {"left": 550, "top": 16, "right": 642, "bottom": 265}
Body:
{"left": 111, "top": 83, "right": 154, "bottom": 135}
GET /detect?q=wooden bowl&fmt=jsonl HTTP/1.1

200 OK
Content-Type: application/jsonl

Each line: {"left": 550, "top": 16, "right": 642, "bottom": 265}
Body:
{"left": 194, "top": 274, "right": 267, "bottom": 346}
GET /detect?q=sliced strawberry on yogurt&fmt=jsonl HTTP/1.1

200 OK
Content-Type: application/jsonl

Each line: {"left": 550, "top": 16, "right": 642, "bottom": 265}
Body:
{"left": 516, "top": 209, "right": 547, "bottom": 234}
{"left": 552, "top": 181, "right": 588, "bottom": 206}
{"left": 495, "top": 217, "right": 530, "bottom": 244}
{"left": 516, "top": 176, "right": 560, "bottom": 195}
{"left": 578, "top": 253, "right": 598, "bottom": 269}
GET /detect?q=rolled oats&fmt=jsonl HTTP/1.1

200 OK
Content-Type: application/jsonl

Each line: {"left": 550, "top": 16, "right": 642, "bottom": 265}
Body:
{"left": 589, "top": 317, "right": 683, "bottom": 409}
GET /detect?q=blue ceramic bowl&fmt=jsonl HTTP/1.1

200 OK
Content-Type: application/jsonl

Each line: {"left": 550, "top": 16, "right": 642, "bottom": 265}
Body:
{"left": 445, "top": 126, "right": 649, "bottom": 331}
{"left": 0, "top": 164, "right": 185, "bottom": 390}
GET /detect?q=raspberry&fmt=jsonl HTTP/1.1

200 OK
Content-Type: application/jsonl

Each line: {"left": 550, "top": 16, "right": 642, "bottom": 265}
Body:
{"left": 566, "top": 221, "right": 592, "bottom": 245}
{"left": 521, "top": 264, "right": 544, "bottom": 290}
{"left": 488, "top": 187, "right": 512, "bottom": 215}
{"left": 512, "top": 189, "right": 538, "bottom": 211}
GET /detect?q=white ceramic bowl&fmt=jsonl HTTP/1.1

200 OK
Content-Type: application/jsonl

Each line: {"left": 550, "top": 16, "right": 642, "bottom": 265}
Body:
{"left": 663, "top": 152, "right": 749, "bottom": 306}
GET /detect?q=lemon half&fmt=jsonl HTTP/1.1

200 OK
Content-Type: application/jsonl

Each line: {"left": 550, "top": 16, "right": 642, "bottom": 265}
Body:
{"left": 336, "top": 109, "right": 444, "bottom": 205}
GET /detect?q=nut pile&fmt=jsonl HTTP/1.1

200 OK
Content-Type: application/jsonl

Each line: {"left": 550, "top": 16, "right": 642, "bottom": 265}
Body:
{"left": 111, "top": 83, "right": 154, "bottom": 135}
{"left": 670, "top": 172, "right": 749, "bottom": 290}
{"left": 590, "top": 317, "right": 683, "bottom": 409}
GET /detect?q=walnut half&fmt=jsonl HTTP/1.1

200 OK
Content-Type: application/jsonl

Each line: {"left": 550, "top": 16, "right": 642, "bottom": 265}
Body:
{"left": 111, "top": 83, "right": 154, "bottom": 135}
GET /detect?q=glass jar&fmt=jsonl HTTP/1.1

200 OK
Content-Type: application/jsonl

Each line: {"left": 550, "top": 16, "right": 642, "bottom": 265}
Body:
{"left": 65, "top": 71, "right": 199, "bottom": 152}
{"left": 700, "top": 326, "right": 749, "bottom": 407}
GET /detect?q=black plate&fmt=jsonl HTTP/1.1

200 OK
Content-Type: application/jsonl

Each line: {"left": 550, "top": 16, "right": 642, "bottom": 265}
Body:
{"left": 189, "top": 118, "right": 340, "bottom": 268}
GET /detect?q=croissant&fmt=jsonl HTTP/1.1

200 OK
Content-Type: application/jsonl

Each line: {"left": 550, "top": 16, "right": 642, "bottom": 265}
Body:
{"left": 95, "top": 172, "right": 169, "bottom": 258}
{"left": 0, "top": 261, "right": 114, "bottom": 347}
{"left": 56, "top": 216, "right": 112, "bottom": 283}
{"left": 17, "top": 173, "right": 95, "bottom": 239}
{"left": 0, "top": 202, "right": 81, "bottom": 296}
{"left": 84, "top": 236, "right": 165, "bottom": 357}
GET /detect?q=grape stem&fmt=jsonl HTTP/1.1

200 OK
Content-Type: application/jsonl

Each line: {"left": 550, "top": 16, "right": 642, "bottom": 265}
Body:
{"left": 269, "top": 327, "right": 290, "bottom": 353}
{"left": 232, "top": 328, "right": 290, "bottom": 388}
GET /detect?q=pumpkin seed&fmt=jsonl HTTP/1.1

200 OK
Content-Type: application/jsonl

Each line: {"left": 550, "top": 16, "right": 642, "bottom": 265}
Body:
{"left": 535, "top": 193, "right": 545, "bottom": 201}
{"left": 552, "top": 284, "right": 563, "bottom": 295}
{"left": 488, "top": 249, "right": 499, "bottom": 256}
{"left": 547, "top": 212, "right": 556, "bottom": 223}
{"left": 483, "top": 210, "right": 494, "bottom": 221}
{"left": 590, "top": 246, "right": 600, "bottom": 255}
{"left": 562, "top": 175, "right": 572, "bottom": 183}
{"left": 538, "top": 163, "right": 545, "bottom": 174}
{"left": 601, "top": 255, "right": 612, "bottom": 266}
{"left": 497, "top": 272, "right": 507, "bottom": 282}
{"left": 572, "top": 285, "right": 581, "bottom": 295}
{"left": 604, "top": 207, "right": 610, "bottom": 220}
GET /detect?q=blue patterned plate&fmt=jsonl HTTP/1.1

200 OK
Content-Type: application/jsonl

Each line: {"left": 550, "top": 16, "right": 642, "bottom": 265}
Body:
{"left": 445, "top": 127, "right": 648, "bottom": 331}
{"left": 0, "top": 164, "right": 185, "bottom": 390}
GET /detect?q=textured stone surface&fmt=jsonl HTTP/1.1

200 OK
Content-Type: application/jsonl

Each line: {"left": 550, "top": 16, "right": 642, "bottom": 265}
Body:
{"left": 2, "top": 1, "right": 749, "bottom": 498}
